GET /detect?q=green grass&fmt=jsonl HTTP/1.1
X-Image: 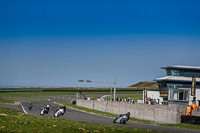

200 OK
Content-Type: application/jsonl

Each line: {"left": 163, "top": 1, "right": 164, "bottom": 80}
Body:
{"left": 58, "top": 101, "right": 200, "bottom": 131}
{"left": 0, "top": 107, "right": 161, "bottom": 133}
{"left": 0, "top": 92, "right": 77, "bottom": 97}
{"left": 0, "top": 87, "right": 145, "bottom": 91}
{"left": 159, "top": 123, "right": 200, "bottom": 131}
{"left": 0, "top": 99, "right": 14, "bottom": 104}
{"left": 0, "top": 91, "right": 142, "bottom": 104}
{"left": 0, "top": 91, "right": 142, "bottom": 97}
{"left": 128, "top": 82, "right": 158, "bottom": 89}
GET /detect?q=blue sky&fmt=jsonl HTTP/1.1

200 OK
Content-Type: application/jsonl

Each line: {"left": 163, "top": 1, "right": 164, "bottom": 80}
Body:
{"left": 0, "top": 0, "right": 200, "bottom": 87}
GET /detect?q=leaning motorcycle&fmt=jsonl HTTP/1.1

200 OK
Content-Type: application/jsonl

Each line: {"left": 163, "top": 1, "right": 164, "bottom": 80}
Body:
{"left": 54, "top": 108, "right": 64, "bottom": 117}
{"left": 113, "top": 112, "right": 130, "bottom": 124}
{"left": 40, "top": 108, "right": 48, "bottom": 115}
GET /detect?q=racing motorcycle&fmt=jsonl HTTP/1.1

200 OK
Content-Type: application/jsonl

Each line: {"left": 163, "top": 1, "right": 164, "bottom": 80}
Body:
{"left": 54, "top": 107, "right": 66, "bottom": 117}
{"left": 113, "top": 112, "right": 130, "bottom": 124}
{"left": 40, "top": 107, "right": 48, "bottom": 115}
{"left": 28, "top": 102, "right": 32, "bottom": 110}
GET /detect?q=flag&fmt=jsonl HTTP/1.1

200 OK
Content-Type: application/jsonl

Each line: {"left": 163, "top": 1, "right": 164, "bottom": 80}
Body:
{"left": 191, "top": 76, "right": 196, "bottom": 96}
{"left": 144, "top": 88, "right": 147, "bottom": 104}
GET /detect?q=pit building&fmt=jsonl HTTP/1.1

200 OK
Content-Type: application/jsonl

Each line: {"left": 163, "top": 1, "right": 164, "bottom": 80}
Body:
{"left": 145, "top": 65, "right": 200, "bottom": 106}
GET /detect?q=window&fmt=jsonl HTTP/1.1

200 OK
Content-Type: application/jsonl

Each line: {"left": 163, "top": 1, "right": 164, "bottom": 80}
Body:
{"left": 168, "top": 88, "right": 189, "bottom": 101}
{"left": 171, "top": 69, "right": 181, "bottom": 76}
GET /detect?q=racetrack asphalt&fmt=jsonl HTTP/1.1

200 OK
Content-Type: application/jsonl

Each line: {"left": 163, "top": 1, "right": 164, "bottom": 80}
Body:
{"left": 1, "top": 102, "right": 200, "bottom": 133}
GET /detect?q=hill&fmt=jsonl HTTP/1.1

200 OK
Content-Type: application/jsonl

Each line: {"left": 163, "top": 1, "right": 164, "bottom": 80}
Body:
{"left": 128, "top": 82, "right": 159, "bottom": 90}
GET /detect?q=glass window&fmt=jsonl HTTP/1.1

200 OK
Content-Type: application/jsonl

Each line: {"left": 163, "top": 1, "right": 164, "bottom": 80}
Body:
{"left": 166, "top": 70, "right": 171, "bottom": 76}
{"left": 170, "top": 69, "right": 181, "bottom": 76}
{"left": 184, "top": 91, "right": 189, "bottom": 101}
{"left": 171, "top": 70, "right": 175, "bottom": 76}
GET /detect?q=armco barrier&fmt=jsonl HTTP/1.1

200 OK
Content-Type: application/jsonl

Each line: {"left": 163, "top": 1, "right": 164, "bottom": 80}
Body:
{"left": 76, "top": 99, "right": 181, "bottom": 124}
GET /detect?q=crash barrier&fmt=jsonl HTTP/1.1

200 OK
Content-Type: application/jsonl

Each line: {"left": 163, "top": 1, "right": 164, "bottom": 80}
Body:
{"left": 76, "top": 99, "right": 181, "bottom": 124}
{"left": 181, "top": 115, "right": 200, "bottom": 125}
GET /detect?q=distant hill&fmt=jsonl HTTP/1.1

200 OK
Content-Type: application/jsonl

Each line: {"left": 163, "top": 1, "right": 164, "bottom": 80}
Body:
{"left": 128, "top": 82, "right": 159, "bottom": 89}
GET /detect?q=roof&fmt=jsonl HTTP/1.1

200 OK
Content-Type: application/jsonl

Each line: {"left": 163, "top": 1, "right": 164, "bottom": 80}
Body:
{"left": 161, "top": 65, "right": 200, "bottom": 71}
{"left": 154, "top": 76, "right": 200, "bottom": 83}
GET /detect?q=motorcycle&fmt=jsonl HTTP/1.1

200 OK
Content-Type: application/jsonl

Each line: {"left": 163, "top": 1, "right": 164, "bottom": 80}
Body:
{"left": 29, "top": 106, "right": 32, "bottom": 110}
{"left": 28, "top": 102, "right": 32, "bottom": 110}
{"left": 40, "top": 107, "right": 48, "bottom": 115}
{"left": 113, "top": 112, "right": 130, "bottom": 124}
{"left": 54, "top": 108, "right": 65, "bottom": 117}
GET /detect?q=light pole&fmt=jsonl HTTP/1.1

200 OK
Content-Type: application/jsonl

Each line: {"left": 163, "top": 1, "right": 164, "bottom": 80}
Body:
{"left": 113, "top": 76, "right": 117, "bottom": 101}
{"left": 78, "top": 77, "right": 117, "bottom": 101}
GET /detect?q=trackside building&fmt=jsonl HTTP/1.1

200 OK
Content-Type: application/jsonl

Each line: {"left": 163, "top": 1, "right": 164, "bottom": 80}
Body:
{"left": 145, "top": 66, "right": 200, "bottom": 106}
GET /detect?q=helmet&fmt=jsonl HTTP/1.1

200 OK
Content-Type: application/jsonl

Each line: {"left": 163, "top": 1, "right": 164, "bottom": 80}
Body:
{"left": 127, "top": 112, "right": 130, "bottom": 116}
{"left": 47, "top": 105, "right": 49, "bottom": 107}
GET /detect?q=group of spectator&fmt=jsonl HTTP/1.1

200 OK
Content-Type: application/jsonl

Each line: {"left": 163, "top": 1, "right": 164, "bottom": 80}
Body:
{"left": 123, "top": 97, "right": 135, "bottom": 103}
{"left": 96, "top": 96, "right": 135, "bottom": 103}
{"left": 112, "top": 97, "right": 135, "bottom": 103}
{"left": 145, "top": 97, "right": 158, "bottom": 105}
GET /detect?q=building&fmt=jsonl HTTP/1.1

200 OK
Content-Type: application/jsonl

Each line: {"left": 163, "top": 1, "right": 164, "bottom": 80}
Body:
{"left": 146, "top": 65, "right": 200, "bottom": 106}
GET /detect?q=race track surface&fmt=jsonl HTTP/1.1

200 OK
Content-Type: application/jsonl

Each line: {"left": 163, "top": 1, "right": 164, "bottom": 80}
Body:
{"left": 1, "top": 102, "right": 200, "bottom": 133}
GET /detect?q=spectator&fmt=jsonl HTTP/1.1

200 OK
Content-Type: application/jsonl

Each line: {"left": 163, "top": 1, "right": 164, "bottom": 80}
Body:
{"left": 124, "top": 97, "right": 127, "bottom": 103}
{"left": 118, "top": 97, "right": 121, "bottom": 102}
{"left": 111, "top": 97, "right": 114, "bottom": 102}
{"left": 132, "top": 99, "right": 134, "bottom": 103}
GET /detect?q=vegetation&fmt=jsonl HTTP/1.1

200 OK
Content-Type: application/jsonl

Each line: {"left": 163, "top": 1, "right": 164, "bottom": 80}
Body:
{"left": 0, "top": 99, "right": 14, "bottom": 104}
{"left": 0, "top": 107, "right": 161, "bottom": 133}
{"left": 128, "top": 82, "right": 158, "bottom": 89}
{"left": 0, "top": 92, "right": 77, "bottom": 97}
{"left": 0, "top": 87, "right": 142, "bottom": 91}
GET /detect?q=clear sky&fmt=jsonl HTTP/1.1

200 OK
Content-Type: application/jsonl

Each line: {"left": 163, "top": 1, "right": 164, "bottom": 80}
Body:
{"left": 0, "top": 0, "right": 200, "bottom": 87}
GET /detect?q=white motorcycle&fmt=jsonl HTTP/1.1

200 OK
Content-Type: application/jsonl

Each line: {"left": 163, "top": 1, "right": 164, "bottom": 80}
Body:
{"left": 113, "top": 112, "right": 130, "bottom": 124}
{"left": 40, "top": 107, "right": 48, "bottom": 115}
{"left": 54, "top": 108, "right": 64, "bottom": 117}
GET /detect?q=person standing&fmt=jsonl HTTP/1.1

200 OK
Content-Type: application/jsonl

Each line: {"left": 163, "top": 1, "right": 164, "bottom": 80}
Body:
{"left": 191, "top": 101, "right": 197, "bottom": 111}
{"left": 186, "top": 104, "right": 192, "bottom": 116}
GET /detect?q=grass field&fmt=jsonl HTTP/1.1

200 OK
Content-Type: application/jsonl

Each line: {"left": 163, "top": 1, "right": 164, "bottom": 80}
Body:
{"left": 0, "top": 91, "right": 142, "bottom": 97}
{"left": 0, "top": 107, "right": 161, "bottom": 133}
{"left": 0, "top": 91, "right": 143, "bottom": 104}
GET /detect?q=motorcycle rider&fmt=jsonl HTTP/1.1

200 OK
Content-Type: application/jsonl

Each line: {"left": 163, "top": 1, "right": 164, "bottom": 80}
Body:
{"left": 46, "top": 105, "right": 50, "bottom": 112}
{"left": 28, "top": 102, "right": 32, "bottom": 110}
{"left": 113, "top": 112, "right": 130, "bottom": 124}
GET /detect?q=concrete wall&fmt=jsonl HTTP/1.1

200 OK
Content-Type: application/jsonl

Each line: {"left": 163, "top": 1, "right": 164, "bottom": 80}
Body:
{"left": 76, "top": 99, "right": 181, "bottom": 124}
